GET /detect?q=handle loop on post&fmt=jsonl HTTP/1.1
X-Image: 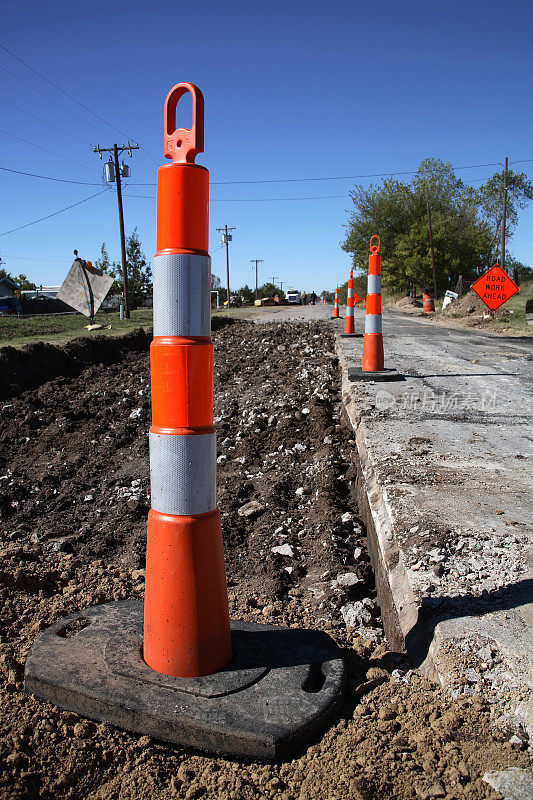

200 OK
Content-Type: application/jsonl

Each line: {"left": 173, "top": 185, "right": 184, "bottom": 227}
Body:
{"left": 164, "top": 83, "right": 204, "bottom": 164}
{"left": 370, "top": 235, "right": 381, "bottom": 253}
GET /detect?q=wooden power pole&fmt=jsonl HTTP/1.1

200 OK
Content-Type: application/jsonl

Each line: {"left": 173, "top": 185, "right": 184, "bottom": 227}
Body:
{"left": 427, "top": 198, "right": 437, "bottom": 299}
{"left": 94, "top": 141, "right": 139, "bottom": 318}
{"left": 501, "top": 156, "right": 508, "bottom": 274}
{"left": 217, "top": 225, "right": 236, "bottom": 308}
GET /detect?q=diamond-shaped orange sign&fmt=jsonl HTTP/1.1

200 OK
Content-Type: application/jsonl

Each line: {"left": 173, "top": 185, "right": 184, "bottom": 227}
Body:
{"left": 471, "top": 265, "right": 519, "bottom": 311}
{"left": 354, "top": 293, "right": 361, "bottom": 304}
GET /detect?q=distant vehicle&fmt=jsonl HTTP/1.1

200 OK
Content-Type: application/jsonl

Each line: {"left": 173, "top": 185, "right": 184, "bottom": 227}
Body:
{"left": 223, "top": 295, "right": 242, "bottom": 308}
{"left": 0, "top": 296, "right": 22, "bottom": 316}
{"left": 286, "top": 290, "right": 301, "bottom": 305}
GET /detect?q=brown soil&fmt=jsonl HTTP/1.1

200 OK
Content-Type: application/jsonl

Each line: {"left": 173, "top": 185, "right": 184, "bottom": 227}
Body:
{"left": 0, "top": 321, "right": 529, "bottom": 799}
{"left": 391, "top": 296, "right": 423, "bottom": 312}
{"left": 439, "top": 291, "right": 513, "bottom": 319}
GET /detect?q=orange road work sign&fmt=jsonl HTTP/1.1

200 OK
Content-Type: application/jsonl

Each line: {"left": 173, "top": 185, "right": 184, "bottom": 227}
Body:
{"left": 471, "top": 265, "right": 519, "bottom": 312}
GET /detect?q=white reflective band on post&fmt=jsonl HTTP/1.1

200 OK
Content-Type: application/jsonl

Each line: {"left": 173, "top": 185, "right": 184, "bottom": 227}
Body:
{"left": 149, "top": 431, "right": 216, "bottom": 515}
{"left": 346, "top": 306, "right": 354, "bottom": 316}
{"left": 153, "top": 253, "right": 211, "bottom": 337}
{"left": 365, "top": 314, "right": 382, "bottom": 334}
{"left": 367, "top": 275, "right": 381, "bottom": 294}
{"left": 347, "top": 288, "right": 354, "bottom": 298}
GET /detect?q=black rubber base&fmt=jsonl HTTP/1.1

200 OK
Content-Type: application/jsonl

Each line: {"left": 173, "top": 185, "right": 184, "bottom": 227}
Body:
{"left": 340, "top": 332, "right": 363, "bottom": 338}
{"left": 24, "top": 600, "right": 345, "bottom": 761}
{"left": 330, "top": 316, "right": 343, "bottom": 320}
{"left": 348, "top": 367, "right": 404, "bottom": 382}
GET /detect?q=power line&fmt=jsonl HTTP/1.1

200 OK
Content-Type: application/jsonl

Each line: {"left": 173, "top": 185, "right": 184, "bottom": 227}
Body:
{"left": 0, "top": 95, "right": 93, "bottom": 145}
{"left": 0, "top": 43, "right": 131, "bottom": 140}
{"left": 0, "top": 62, "right": 107, "bottom": 136}
{"left": 125, "top": 158, "right": 533, "bottom": 187}
{"left": 0, "top": 190, "right": 107, "bottom": 236}
{"left": 0, "top": 128, "right": 95, "bottom": 171}
{"left": 0, "top": 44, "right": 159, "bottom": 166}
{"left": 0, "top": 165, "right": 101, "bottom": 185}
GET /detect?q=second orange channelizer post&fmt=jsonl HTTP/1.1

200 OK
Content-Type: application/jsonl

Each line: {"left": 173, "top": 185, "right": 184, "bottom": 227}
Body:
{"left": 362, "top": 236, "right": 384, "bottom": 372}
{"left": 143, "top": 83, "right": 232, "bottom": 678}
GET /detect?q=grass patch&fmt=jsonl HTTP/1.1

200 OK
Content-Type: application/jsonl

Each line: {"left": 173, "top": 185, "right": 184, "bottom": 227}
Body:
{"left": 0, "top": 309, "right": 154, "bottom": 348}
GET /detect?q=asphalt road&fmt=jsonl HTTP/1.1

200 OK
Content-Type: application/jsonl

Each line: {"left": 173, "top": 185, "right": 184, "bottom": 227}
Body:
{"left": 257, "top": 304, "right": 533, "bottom": 395}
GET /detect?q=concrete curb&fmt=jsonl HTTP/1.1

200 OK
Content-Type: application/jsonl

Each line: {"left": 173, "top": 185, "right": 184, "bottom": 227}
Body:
{"left": 335, "top": 334, "right": 533, "bottom": 741}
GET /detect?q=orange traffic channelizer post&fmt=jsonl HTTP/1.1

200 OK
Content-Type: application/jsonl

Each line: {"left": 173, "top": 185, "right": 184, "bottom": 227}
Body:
{"left": 144, "top": 81, "right": 231, "bottom": 679}
{"left": 340, "top": 269, "right": 362, "bottom": 337}
{"left": 24, "top": 83, "right": 345, "bottom": 761}
{"left": 348, "top": 236, "right": 403, "bottom": 383}
{"left": 330, "top": 284, "right": 342, "bottom": 319}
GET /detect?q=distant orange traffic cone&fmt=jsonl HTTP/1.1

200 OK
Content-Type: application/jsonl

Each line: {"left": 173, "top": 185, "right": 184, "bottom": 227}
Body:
{"left": 341, "top": 271, "right": 361, "bottom": 336}
{"left": 344, "top": 271, "right": 355, "bottom": 333}
{"left": 347, "top": 236, "right": 401, "bottom": 382}
{"left": 143, "top": 83, "right": 232, "bottom": 678}
{"left": 362, "top": 236, "right": 384, "bottom": 371}
{"left": 333, "top": 285, "right": 340, "bottom": 318}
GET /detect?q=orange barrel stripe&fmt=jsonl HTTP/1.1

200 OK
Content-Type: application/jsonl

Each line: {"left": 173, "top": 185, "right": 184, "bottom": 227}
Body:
{"left": 362, "top": 235, "right": 384, "bottom": 372}
{"left": 143, "top": 83, "right": 232, "bottom": 679}
{"left": 423, "top": 293, "right": 435, "bottom": 313}
{"left": 333, "top": 285, "right": 339, "bottom": 318}
{"left": 344, "top": 270, "right": 355, "bottom": 334}
{"left": 150, "top": 337, "right": 213, "bottom": 430}
{"left": 156, "top": 163, "right": 209, "bottom": 256}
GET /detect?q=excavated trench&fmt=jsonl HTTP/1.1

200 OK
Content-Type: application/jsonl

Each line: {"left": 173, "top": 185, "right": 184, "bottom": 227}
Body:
{"left": 0, "top": 321, "right": 527, "bottom": 800}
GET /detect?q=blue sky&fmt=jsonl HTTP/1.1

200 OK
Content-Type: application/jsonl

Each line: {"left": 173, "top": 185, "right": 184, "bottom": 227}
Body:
{"left": 0, "top": 0, "right": 532, "bottom": 294}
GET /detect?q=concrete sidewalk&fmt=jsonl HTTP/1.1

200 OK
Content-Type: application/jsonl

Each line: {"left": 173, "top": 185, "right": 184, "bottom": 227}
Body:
{"left": 336, "top": 310, "right": 533, "bottom": 741}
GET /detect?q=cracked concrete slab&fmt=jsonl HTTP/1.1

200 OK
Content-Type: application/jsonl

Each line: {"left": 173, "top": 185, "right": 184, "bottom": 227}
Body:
{"left": 336, "top": 308, "right": 533, "bottom": 738}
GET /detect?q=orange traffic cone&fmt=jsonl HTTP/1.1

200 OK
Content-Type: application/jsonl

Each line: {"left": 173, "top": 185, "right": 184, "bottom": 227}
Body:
{"left": 341, "top": 271, "right": 361, "bottom": 337}
{"left": 344, "top": 270, "right": 355, "bottom": 333}
{"left": 348, "top": 236, "right": 401, "bottom": 382}
{"left": 143, "top": 83, "right": 232, "bottom": 678}
{"left": 362, "top": 236, "right": 384, "bottom": 371}
{"left": 23, "top": 81, "right": 346, "bottom": 761}
{"left": 331, "top": 285, "right": 341, "bottom": 319}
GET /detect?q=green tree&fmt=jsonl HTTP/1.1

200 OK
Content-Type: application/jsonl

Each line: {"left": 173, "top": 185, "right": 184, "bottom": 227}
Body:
{"left": 257, "top": 282, "right": 277, "bottom": 299}
{"left": 107, "top": 230, "right": 152, "bottom": 309}
{"left": 342, "top": 158, "right": 498, "bottom": 294}
{"left": 14, "top": 274, "right": 36, "bottom": 290}
{"left": 95, "top": 242, "right": 111, "bottom": 272}
{"left": 237, "top": 284, "right": 254, "bottom": 303}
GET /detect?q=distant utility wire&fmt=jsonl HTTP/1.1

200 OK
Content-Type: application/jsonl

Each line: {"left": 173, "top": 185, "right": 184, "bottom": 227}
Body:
{"left": 0, "top": 96, "right": 94, "bottom": 145}
{"left": 124, "top": 158, "right": 533, "bottom": 188}
{"left": 0, "top": 165, "right": 101, "bottom": 185}
{"left": 0, "top": 42, "right": 132, "bottom": 140}
{"left": 0, "top": 190, "right": 107, "bottom": 236}
{"left": 0, "top": 62, "right": 107, "bottom": 135}
{"left": 0, "top": 128, "right": 95, "bottom": 171}
{"left": 0, "top": 42, "right": 158, "bottom": 166}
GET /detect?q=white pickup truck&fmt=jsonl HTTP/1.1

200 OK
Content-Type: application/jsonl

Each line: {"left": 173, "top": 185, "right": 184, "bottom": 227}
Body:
{"left": 286, "top": 290, "right": 302, "bottom": 304}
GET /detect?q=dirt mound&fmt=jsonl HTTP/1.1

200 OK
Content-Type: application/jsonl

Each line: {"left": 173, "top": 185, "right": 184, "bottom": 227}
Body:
{"left": 441, "top": 290, "right": 513, "bottom": 319}
{"left": 0, "top": 328, "right": 151, "bottom": 402}
{"left": 391, "top": 296, "right": 423, "bottom": 311}
{"left": 0, "top": 320, "right": 528, "bottom": 799}
{"left": 0, "top": 318, "right": 234, "bottom": 402}
{"left": 441, "top": 291, "right": 487, "bottom": 316}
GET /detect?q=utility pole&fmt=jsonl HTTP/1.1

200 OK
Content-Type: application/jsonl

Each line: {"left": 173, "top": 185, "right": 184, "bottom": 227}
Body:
{"left": 250, "top": 259, "right": 263, "bottom": 300}
{"left": 217, "top": 225, "right": 236, "bottom": 309}
{"left": 426, "top": 198, "right": 437, "bottom": 300}
{"left": 270, "top": 277, "right": 279, "bottom": 292}
{"left": 94, "top": 141, "right": 139, "bottom": 318}
{"left": 501, "top": 156, "right": 508, "bottom": 274}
